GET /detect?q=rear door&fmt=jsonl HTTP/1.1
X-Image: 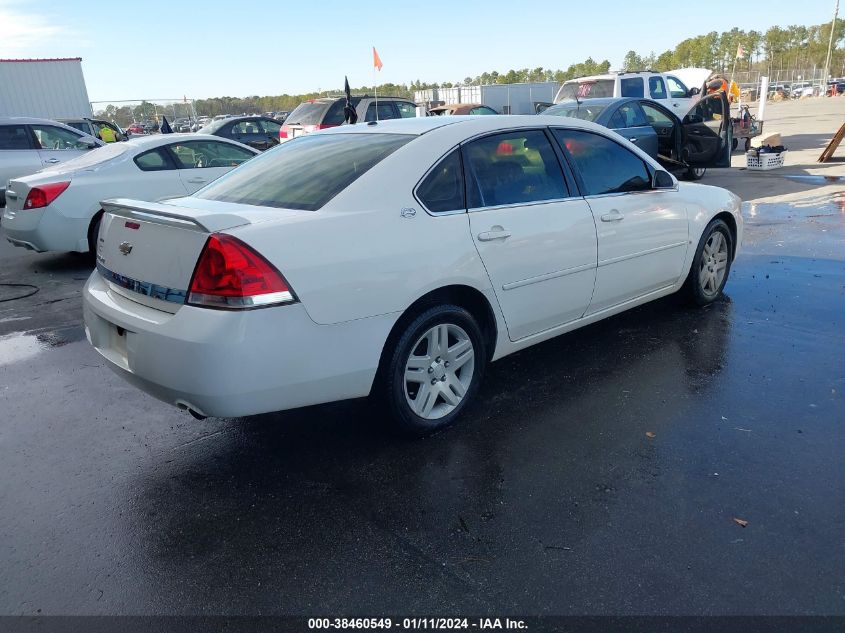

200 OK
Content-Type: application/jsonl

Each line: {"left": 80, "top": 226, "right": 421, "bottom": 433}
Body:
{"left": 131, "top": 146, "right": 189, "bottom": 199}
{"left": 606, "top": 102, "right": 658, "bottom": 159}
{"left": 166, "top": 139, "right": 256, "bottom": 193}
{"left": 257, "top": 118, "right": 282, "bottom": 148}
{"left": 553, "top": 128, "right": 689, "bottom": 314}
{"left": 683, "top": 92, "right": 731, "bottom": 168}
{"left": 463, "top": 129, "right": 598, "bottom": 340}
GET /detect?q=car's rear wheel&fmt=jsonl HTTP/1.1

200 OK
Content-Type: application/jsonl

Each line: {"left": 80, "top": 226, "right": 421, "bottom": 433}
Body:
{"left": 684, "top": 218, "right": 733, "bottom": 306}
{"left": 87, "top": 212, "right": 103, "bottom": 257}
{"left": 685, "top": 166, "right": 707, "bottom": 180}
{"left": 380, "top": 304, "right": 485, "bottom": 437}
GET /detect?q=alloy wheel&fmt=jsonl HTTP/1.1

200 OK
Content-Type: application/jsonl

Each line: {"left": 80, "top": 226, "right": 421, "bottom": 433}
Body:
{"left": 403, "top": 323, "right": 475, "bottom": 420}
{"left": 698, "top": 230, "right": 729, "bottom": 297}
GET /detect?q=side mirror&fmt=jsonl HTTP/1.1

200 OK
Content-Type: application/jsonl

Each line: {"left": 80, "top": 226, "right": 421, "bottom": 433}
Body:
{"left": 688, "top": 87, "right": 700, "bottom": 97}
{"left": 81, "top": 137, "right": 99, "bottom": 149}
{"left": 653, "top": 170, "right": 675, "bottom": 189}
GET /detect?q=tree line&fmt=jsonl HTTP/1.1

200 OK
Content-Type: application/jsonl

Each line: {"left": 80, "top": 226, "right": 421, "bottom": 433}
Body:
{"left": 96, "top": 20, "right": 843, "bottom": 122}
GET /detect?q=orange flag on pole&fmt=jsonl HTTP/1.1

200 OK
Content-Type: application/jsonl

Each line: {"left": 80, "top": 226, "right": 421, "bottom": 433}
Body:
{"left": 373, "top": 47, "right": 383, "bottom": 71}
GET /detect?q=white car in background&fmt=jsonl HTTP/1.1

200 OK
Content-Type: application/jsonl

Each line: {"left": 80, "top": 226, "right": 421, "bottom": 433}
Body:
{"left": 0, "top": 117, "right": 102, "bottom": 207}
{"left": 83, "top": 116, "right": 742, "bottom": 436}
{"left": 2, "top": 134, "right": 258, "bottom": 254}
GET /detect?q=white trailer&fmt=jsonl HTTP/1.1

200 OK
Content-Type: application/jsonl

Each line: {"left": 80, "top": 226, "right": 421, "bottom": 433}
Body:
{"left": 415, "top": 81, "right": 560, "bottom": 115}
{"left": 0, "top": 57, "right": 92, "bottom": 119}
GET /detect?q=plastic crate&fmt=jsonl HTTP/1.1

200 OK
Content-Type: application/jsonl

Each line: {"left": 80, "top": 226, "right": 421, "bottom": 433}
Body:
{"left": 746, "top": 150, "right": 786, "bottom": 170}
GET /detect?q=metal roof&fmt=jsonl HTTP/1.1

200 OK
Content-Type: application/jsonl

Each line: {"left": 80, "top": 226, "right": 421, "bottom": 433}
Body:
{"left": 0, "top": 58, "right": 91, "bottom": 119}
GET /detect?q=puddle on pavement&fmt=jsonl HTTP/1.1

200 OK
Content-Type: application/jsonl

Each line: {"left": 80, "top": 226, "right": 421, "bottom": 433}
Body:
{"left": 0, "top": 327, "right": 85, "bottom": 367}
{"left": 783, "top": 175, "right": 845, "bottom": 184}
{"left": 744, "top": 193, "right": 845, "bottom": 221}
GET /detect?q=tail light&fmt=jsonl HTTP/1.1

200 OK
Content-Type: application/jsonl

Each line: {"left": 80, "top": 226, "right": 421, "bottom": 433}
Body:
{"left": 187, "top": 234, "right": 296, "bottom": 309}
{"left": 279, "top": 126, "right": 288, "bottom": 139}
{"left": 23, "top": 181, "right": 70, "bottom": 209}
{"left": 314, "top": 123, "right": 339, "bottom": 130}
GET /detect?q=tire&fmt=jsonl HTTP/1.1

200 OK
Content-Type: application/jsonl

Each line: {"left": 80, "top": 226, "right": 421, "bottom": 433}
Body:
{"left": 683, "top": 219, "right": 733, "bottom": 306}
{"left": 378, "top": 304, "right": 486, "bottom": 437}
{"left": 685, "top": 166, "right": 706, "bottom": 181}
{"left": 744, "top": 138, "right": 752, "bottom": 152}
{"left": 87, "top": 213, "right": 103, "bottom": 258}
{"left": 731, "top": 138, "right": 738, "bottom": 151}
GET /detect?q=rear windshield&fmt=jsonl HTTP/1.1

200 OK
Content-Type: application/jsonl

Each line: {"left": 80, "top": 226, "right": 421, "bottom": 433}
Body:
{"left": 543, "top": 103, "right": 606, "bottom": 121}
{"left": 558, "top": 79, "right": 614, "bottom": 101}
{"left": 285, "top": 101, "right": 332, "bottom": 126}
{"left": 195, "top": 133, "right": 413, "bottom": 211}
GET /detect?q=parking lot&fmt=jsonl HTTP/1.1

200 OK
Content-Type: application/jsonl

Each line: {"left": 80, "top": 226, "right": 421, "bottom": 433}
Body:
{"left": 0, "top": 98, "right": 843, "bottom": 617}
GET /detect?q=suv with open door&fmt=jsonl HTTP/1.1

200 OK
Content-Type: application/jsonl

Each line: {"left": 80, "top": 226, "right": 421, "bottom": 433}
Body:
{"left": 279, "top": 96, "right": 417, "bottom": 141}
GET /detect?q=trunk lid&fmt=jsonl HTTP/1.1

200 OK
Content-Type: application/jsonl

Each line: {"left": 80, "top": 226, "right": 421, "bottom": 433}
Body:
{"left": 95, "top": 197, "right": 282, "bottom": 312}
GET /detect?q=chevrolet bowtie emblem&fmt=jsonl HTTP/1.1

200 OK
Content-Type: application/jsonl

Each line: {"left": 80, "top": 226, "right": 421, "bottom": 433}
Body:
{"left": 119, "top": 241, "right": 133, "bottom": 256}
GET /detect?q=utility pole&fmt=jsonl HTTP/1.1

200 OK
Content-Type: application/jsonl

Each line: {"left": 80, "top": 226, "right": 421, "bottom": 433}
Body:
{"left": 824, "top": 0, "right": 840, "bottom": 90}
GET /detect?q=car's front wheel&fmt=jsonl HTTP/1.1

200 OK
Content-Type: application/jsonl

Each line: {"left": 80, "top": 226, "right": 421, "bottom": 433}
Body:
{"left": 685, "top": 166, "right": 707, "bottom": 180}
{"left": 381, "top": 304, "right": 485, "bottom": 436}
{"left": 684, "top": 218, "right": 733, "bottom": 306}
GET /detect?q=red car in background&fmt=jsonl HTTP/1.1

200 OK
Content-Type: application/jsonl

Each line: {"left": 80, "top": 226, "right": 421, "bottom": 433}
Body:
{"left": 126, "top": 123, "right": 146, "bottom": 135}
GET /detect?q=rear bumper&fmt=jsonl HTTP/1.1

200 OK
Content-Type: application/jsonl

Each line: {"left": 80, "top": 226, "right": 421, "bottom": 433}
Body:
{"left": 2, "top": 205, "right": 89, "bottom": 253}
{"left": 83, "top": 271, "right": 397, "bottom": 418}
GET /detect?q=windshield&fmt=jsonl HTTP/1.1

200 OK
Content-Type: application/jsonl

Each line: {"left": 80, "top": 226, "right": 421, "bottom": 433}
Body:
{"left": 285, "top": 101, "right": 332, "bottom": 125}
{"left": 42, "top": 142, "right": 129, "bottom": 171}
{"left": 557, "top": 79, "right": 614, "bottom": 101}
{"left": 195, "top": 133, "right": 413, "bottom": 211}
{"left": 543, "top": 103, "right": 606, "bottom": 121}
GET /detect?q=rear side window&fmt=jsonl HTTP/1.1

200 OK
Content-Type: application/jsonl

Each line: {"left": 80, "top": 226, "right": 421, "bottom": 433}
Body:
{"left": 649, "top": 76, "right": 667, "bottom": 99}
{"left": 0, "top": 125, "right": 31, "bottom": 149}
{"left": 323, "top": 99, "right": 350, "bottom": 125}
{"left": 416, "top": 149, "right": 464, "bottom": 213}
{"left": 553, "top": 129, "right": 650, "bottom": 196}
{"left": 195, "top": 133, "right": 413, "bottom": 211}
{"left": 463, "top": 130, "right": 567, "bottom": 208}
{"left": 365, "top": 102, "right": 398, "bottom": 122}
{"left": 620, "top": 77, "right": 644, "bottom": 98}
{"left": 231, "top": 120, "right": 262, "bottom": 134}
{"left": 396, "top": 102, "right": 417, "bottom": 118}
{"left": 134, "top": 148, "right": 176, "bottom": 171}
{"left": 260, "top": 119, "right": 282, "bottom": 135}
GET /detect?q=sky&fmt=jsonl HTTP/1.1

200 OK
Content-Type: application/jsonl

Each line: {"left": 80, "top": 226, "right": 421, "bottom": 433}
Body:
{"left": 0, "top": 0, "right": 837, "bottom": 103}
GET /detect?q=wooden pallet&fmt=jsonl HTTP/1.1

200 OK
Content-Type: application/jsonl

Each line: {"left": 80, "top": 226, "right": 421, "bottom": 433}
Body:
{"left": 818, "top": 121, "right": 845, "bottom": 162}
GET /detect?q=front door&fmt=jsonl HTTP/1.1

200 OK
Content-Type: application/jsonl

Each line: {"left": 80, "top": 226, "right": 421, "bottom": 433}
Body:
{"left": 607, "top": 101, "right": 659, "bottom": 159}
{"left": 463, "top": 129, "right": 598, "bottom": 341}
{"left": 30, "top": 124, "right": 93, "bottom": 169}
{"left": 165, "top": 140, "right": 256, "bottom": 193}
{"left": 552, "top": 128, "right": 689, "bottom": 314}
{"left": 683, "top": 92, "right": 732, "bottom": 168}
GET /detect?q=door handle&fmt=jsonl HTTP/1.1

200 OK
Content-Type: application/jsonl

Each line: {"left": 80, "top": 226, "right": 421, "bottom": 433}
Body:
{"left": 600, "top": 209, "right": 624, "bottom": 222}
{"left": 477, "top": 229, "right": 511, "bottom": 241}
{"left": 187, "top": 178, "right": 207, "bottom": 184}
{"left": 44, "top": 158, "right": 60, "bottom": 164}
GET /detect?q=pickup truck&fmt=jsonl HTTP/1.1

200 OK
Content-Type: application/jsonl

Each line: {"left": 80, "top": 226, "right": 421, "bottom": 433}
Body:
{"left": 553, "top": 71, "right": 702, "bottom": 116}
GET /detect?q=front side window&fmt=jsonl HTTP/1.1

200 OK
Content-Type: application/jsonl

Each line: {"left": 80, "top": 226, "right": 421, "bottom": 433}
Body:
{"left": 640, "top": 103, "right": 673, "bottom": 126}
{"left": 649, "top": 77, "right": 667, "bottom": 100}
{"left": 134, "top": 148, "right": 176, "bottom": 171}
{"left": 620, "top": 77, "right": 644, "bottom": 98}
{"left": 195, "top": 133, "right": 412, "bottom": 210}
{"left": 608, "top": 103, "right": 649, "bottom": 129}
{"left": 365, "top": 102, "right": 398, "bottom": 122}
{"left": 463, "top": 130, "right": 567, "bottom": 208}
{"left": 0, "top": 125, "right": 32, "bottom": 149}
{"left": 416, "top": 149, "right": 464, "bottom": 213}
{"left": 259, "top": 119, "right": 282, "bottom": 135}
{"left": 553, "top": 129, "right": 651, "bottom": 196}
{"left": 469, "top": 106, "right": 496, "bottom": 115}
{"left": 168, "top": 140, "right": 255, "bottom": 169}
{"left": 396, "top": 102, "right": 417, "bottom": 118}
{"left": 30, "top": 125, "right": 88, "bottom": 150}
{"left": 666, "top": 76, "right": 689, "bottom": 98}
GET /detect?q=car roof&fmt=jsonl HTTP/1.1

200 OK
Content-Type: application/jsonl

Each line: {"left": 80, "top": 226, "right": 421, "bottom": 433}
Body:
{"left": 0, "top": 116, "right": 88, "bottom": 126}
{"left": 316, "top": 114, "right": 616, "bottom": 138}
{"left": 123, "top": 133, "right": 258, "bottom": 152}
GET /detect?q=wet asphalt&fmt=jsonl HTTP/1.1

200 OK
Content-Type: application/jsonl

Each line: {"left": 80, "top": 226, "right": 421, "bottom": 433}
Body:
{"left": 0, "top": 183, "right": 843, "bottom": 618}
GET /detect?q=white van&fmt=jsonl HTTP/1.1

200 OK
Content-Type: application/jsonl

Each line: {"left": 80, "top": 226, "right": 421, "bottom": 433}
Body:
{"left": 554, "top": 71, "right": 701, "bottom": 115}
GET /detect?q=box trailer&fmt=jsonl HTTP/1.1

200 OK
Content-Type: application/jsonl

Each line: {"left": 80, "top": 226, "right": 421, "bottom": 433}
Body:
{"left": 0, "top": 57, "right": 92, "bottom": 119}
{"left": 415, "top": 82, "right": 560, "bottom": 115}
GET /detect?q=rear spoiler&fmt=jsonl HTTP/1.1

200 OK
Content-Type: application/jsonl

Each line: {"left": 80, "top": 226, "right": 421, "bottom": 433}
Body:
{"left": 100, "top": 198, "right": 253, "bottom": 233}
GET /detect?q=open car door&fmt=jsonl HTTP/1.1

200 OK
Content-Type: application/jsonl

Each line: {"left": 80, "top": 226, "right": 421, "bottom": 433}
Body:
{"left": 681, "top": 91, "right": 731, "bottom": 168}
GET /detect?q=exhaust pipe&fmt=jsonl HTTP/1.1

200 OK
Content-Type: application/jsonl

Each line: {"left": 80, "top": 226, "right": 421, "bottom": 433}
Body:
{"left": 188, "top": 408, "right": 207, "bottom": 421}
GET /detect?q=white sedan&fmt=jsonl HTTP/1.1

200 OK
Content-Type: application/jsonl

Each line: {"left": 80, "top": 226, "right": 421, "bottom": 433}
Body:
{"left": 2, "top": 134, "right": 258, "bottom": 254}
{"left": 82, "top": 115, "right": 742, "bottom": 435}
